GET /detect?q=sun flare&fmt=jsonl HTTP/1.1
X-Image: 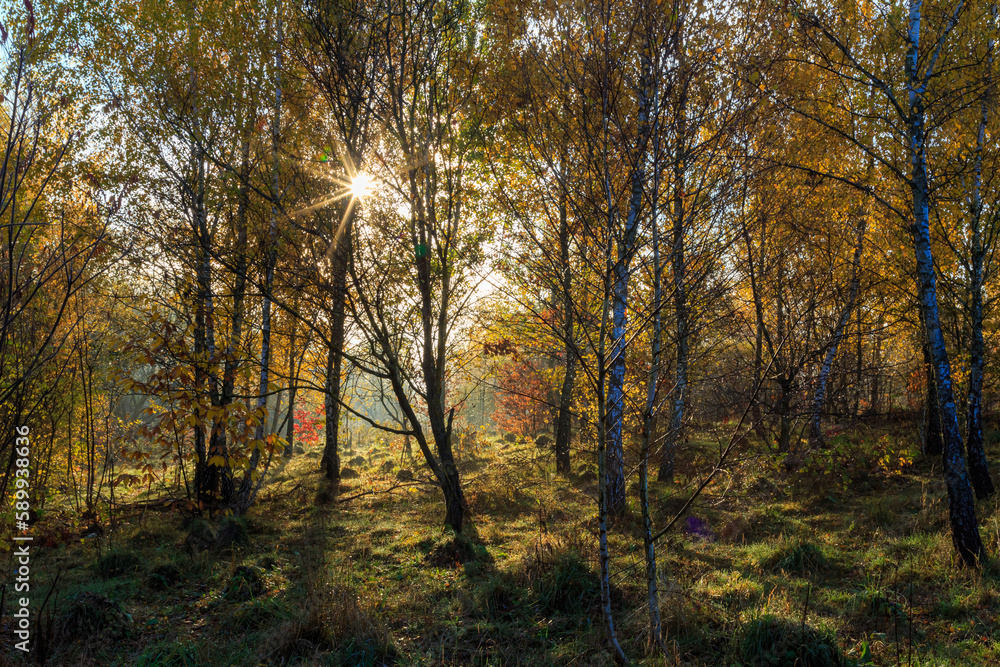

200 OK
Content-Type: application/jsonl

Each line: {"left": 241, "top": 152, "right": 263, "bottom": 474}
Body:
{"left": 350, "top": 172, "right": 373, "bottom": 199}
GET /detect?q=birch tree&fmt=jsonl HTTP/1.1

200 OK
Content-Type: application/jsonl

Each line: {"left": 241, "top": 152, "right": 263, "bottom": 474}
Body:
{"left": 789, "top": 0, "right": 986, "bottom": 564}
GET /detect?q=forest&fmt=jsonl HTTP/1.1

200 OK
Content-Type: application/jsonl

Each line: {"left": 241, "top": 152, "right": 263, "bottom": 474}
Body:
{"left": 2, "top": 0, "right": 1000, "bottom": 663}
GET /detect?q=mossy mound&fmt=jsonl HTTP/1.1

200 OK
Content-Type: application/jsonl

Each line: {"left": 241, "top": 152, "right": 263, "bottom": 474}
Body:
{"left": 55, "top": 592, "right": 132, "bottom": 643}
{"left": 146, "top": 562, "right": 182, "bottom": 591}
{"left": 96, "top": 549, "right": 141, "bottom": 578}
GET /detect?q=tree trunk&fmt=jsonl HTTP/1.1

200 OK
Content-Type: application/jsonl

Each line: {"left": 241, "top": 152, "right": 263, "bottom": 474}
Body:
{"left": 777, "top": 389, "right": 793, "bottom": 453}
{"left": 321, "top": 342, "right": 341, "bottom": 481}
{"left": 283, "top": 312, "right": 297, "bottom": 458}
{"left": 641, "top": 141, "right": 664, "bottom": 650}
{"left": 605, "top": 45, "right": 652, "bottom": 515}
{"left": 921, "top": 339, "right": 943, "bottom": 456}
{"left": 597, "top": 248, "right": 628, "bottom": 664}
{"left": 809, "top": 218, "right": 866, "bottom": 446}
{"left": 964, "top": 18, "right": 995, "bottom": 499}
{"left": 659, "top": 106, "right": 689, "bottom": 483}
{"left": 868, "top": 314, "right": 882, "bottom": 415}
{"left": 907, "top": 0, "right": 984, "bottom": 564}
{"left": 235, "top": 11, "right": 283, "bottom": 514}
{"left": 555, "top": 190, "right": 574, "bottom": 475}
{"left": 741, "top": 205, "right": 770, "bottom": 441}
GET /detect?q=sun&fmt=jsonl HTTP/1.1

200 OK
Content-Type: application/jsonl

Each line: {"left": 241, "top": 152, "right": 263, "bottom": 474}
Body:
{"left": 350, "top": 172, "right": 373, "bottom": 199}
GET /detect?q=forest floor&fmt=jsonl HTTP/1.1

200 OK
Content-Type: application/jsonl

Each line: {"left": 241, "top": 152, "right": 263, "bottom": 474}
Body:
{"left": 4, "top": 421, "right": 1000, "bottom": 666}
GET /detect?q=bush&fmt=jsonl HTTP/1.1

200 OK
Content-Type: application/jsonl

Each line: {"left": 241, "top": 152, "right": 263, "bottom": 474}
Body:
{"left": 233, "top": 597, "right": 293, "bottom": 631}
{"left": 216, "top": 516, "right": 249, "bottom": 550}
{"left": 473, "top": 572, "right": 522, "bottom": 619}
{"left": 736, "top": 615, "right": 845, "bottom": 667}
{"left": 425, "top": 530, "right": 491, "bottom": 568}
{"left": 261, "top": 584, "right": 395, "bottom": 664}
{"left": 134, "top": 640, "right": 202, "bottom": 667}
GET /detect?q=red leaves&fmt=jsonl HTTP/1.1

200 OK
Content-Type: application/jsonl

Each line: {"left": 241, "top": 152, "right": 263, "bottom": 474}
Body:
{"left": 492, "top": 357, "right": 551, "bottom": 436}
{"left": 294, "top": 404, "right": 324, "bottom": 447}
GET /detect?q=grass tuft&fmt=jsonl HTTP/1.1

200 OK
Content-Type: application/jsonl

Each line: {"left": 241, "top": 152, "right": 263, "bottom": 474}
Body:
{"left": 224, "top": 565, "right": 266, "bottom": 601}
{"left": 96, "top": 549, "right": 141, "bottom": 579}
{"left": 55, "top": 592, "right": 132, "bottom": 644}
{"left": 736, "top": 614, "right": 845, "bottom": 667}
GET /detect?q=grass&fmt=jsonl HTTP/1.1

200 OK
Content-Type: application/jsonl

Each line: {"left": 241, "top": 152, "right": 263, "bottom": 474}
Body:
{"left": 3, "top": 425, "right": 999, "bottom": 665}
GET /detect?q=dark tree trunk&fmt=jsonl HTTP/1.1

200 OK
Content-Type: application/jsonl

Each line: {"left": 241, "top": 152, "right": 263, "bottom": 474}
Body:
{"left": 921, "top": 333, "right": 943, "bottom": 457}
{"left": 321, "top": 207, "right": 353, "bottom": 482}
{"left": 283, "top": 320, "right": 297, "bottom": 459}
{"left": 964, "top": 37, "right": 995, "bottom": 500}
{"left": 555, "top": 190, "right": 574, "bottom": 475}
{"left": 555, "top": 357, "right": 575, "bottom": 475}
{"left": 810, "top": 217, "right": 866, "bottom": 447}
{"left": 321, "top": 343, "right": 341, "bottom": 482}
{"left": 659, "top": 98, "right": 689, "bottom": 482}
{"left": 777, "top": 376, "right": 794, "bottom": 454}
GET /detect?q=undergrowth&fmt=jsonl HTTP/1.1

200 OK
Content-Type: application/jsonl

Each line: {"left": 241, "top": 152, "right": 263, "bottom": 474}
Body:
{"left": 2, "top": 426, "right": 998, "bottom": 665}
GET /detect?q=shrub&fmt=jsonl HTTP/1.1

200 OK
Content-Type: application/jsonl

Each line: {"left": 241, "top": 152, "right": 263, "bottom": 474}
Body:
{"left": 473, "top": 572, "right": 522, "bottom": 619}
{"left": 134, "top": 641, "right": 202, "bottom": 667}
{"left": 146, "top": 562, "right": 181, "bottom": 591}
{"left": 758, "top": 541, "right": 829, "bottom": 574}
{"left": 216, "top": 516, "right": 249, "bottom": 550}
{"left": 261, "top": 583, "right": 395, "bottom": 664}
{"left": 233, "top": 597, "right": 293, "bottom": 631}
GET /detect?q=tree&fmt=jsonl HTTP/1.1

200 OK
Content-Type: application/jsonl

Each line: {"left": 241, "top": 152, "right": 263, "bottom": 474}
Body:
{"left": 344, "top": 0, "right": 490, "bottom": 532}
{"left": 0, "top": 5, "right": 115, "bottom": 504}
{"left": 300, "top": 0, "right": 384, "bottom": 484}
{"left": 788, "top": 0, "right": 987, "bottom": 564}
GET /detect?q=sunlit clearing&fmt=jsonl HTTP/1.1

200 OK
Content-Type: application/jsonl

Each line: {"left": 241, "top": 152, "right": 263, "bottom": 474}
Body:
{"left": 351, "top": 172, "right": 373, "bottom": 199}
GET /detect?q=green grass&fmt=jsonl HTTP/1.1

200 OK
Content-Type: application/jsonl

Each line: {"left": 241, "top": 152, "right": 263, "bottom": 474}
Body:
{"left": 6, "top": 425, "right": 1000, "bottom": 665}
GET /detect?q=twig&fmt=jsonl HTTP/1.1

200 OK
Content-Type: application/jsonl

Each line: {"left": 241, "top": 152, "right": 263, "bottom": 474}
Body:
{"left": 651, "top": 341, "right": 783, "bottom": 545}
{"left": 337, "top": 481, "right": 422, "bottom": 503}
{"left": 800, "top": 583, "right": 811, "bottom": 648}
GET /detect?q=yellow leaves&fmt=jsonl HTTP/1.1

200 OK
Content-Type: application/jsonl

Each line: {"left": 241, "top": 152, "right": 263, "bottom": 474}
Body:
{"left": 208, "top": 455, "right": 227, "bottom": 466}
